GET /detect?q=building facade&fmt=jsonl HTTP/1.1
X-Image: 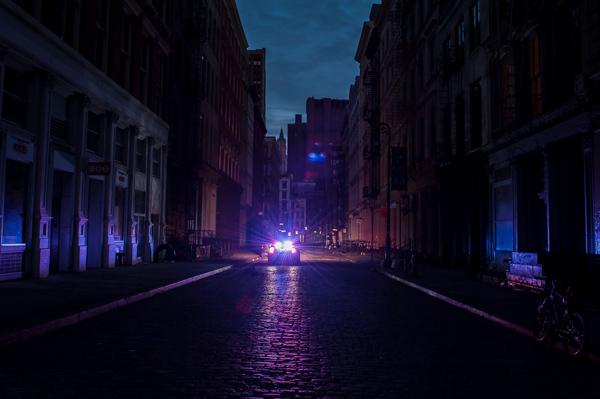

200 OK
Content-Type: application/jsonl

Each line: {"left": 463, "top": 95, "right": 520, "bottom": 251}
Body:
{"left": 287, "top": 114, "right": 307, "bottom": 181}
{"left": 263, "top": 135, "right": 283, "bottom": 235}
{"left": 0, "top": 0, "right": 170, "bottom": 280}
{"left": 165, "top": 0, "right": 251, "bottom": 257}
{"left": 304, "top": 97, "right": 348, "bottom": 241}
{"left": 351, "top": 0, "right": 600, "bottom": 286}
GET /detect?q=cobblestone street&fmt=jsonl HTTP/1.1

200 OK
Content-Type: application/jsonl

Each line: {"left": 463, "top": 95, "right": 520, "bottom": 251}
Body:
{"left": 1, "top": 250, "right": 599, "bottom": 398}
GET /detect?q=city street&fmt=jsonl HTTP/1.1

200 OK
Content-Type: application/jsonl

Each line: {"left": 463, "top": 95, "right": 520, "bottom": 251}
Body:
{"left": 1, "top": 249, "right": 599, "bottom": 398}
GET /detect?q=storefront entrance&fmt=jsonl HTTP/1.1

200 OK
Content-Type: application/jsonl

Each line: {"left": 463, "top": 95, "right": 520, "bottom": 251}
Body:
{"left": 50, "top": 170, "right": 74, "bottom": 273}
{"left": 86, "top": 179, "right": 104, "bottom": 268}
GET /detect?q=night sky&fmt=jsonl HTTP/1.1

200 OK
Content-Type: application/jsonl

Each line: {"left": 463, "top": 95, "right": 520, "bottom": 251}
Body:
{"left": 237, "top": 0, "right": 375, "bottom": 137}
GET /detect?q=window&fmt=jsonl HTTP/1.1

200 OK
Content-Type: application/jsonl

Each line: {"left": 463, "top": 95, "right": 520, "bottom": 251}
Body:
{"left": 495, "top": 183, "right": 514, "bottom": 251}
{"left": 443, "top": 105, "right": 452, "bottom": 158}
{"left": 87, "top": 112, "right": 102, "bottom": 154}
{"left": 499, "top": 60, "right": 516, "bottom": 126}
{"left": 442, "top": 36, "right": 452, "bottom": 74}
{"left": 2, "top": 160, "right": 29, "bottom": 245}
{"left": 417, "top": 52, "right": 424, "bottom": 88}
{"left": 152, "top": 148, "right": 161, "bottom": 178}
{"left": 2, "top": 67, "right": 28, "bottom": 127}
{"left": 113, "top": 187, "right": 126, "bottom": 240}
{"left": 140, "top": 37, "right": 152, "bottom": 105}
{"left": 528, "top": 32, "right": 543, "bottom": 116}
{"left": 120, "top": 17, "right": 133, "bottom": 89}
{"left": 134, "top": 190, "right": 146, "bottom": 214}
{"left": 136, "top": 139, "right": 146, "bottom": 173}
{"left": 470, "top": 1, "right": 481, "bottom": 50}
{"left": 416, "top": 117, "right": 424, "bottom": 161}
{"left": 470, "top": 81, "right": 482, "bottom": 149}
{"left": 455, "top": 95, "right": 465, "bottom": 155}
{"left": 157, "top": 54, "right": 167, "bottom": 117}
{"left": 115, "top": 128, "right": 128, "bottom": 165}
{"left": 94, "top": 0, "right": 110, "bottom": 70}
{"left": 428, "top": 38, "right": 435, "bottom": 78}
{"left": 429, "top": 106, "right": 436, "bottom": 159}
{"left": 50, "top": 92, "right": 67, "bottom": 141}
{"left": 42, "top": 0, "right": 66, "bottom": 38}
{"left": 455, "top": 20, "right": 465, "bottom": 65}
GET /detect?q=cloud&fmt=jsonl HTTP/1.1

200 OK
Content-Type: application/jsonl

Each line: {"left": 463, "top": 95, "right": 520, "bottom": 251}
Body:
{"left": 237, "top": 0, "right": 374, "bottom": 137}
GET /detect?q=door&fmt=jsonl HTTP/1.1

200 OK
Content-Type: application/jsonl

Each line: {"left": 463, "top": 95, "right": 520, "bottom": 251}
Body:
{"left": 50, "top": 171, "right": 74, "bottom": 273}
{"left": 87, "top": 179, "right": 104, "bottom": 268}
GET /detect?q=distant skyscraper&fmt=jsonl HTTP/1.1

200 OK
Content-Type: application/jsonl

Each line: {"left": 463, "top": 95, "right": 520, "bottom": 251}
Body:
{"left": 277, "top": 128, "right": 287, "bottom": 174}
{"left": 288, "top": 114, "right": 307, "bottom": 181}
{"left": 304, "top": 98, "right": 349, "bottom": 236}
{"left": 248, "top": 48, "right": 266, "bottom": 122}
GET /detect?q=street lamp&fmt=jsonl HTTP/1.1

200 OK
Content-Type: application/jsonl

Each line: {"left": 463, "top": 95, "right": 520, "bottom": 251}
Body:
{"left": 380, "top": 123, "right": 392, "bottom": 268}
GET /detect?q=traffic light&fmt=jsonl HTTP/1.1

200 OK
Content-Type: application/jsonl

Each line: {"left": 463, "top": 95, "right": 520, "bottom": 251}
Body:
{"left": 390, "top": 146, "right": 407, "bottom": 191}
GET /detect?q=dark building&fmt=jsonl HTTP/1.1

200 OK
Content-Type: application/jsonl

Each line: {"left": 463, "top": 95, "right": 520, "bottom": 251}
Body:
{"left": 0, "top": 0, "right": 170, "bottom": 280}
{"left": 351, "top": 0, "right": 600, "bottom": 290}
{"left": 263, "top": 135, "right": 283, "bottom": 235}
{"left": 248, "top": 48, "right": 266, "bottom": 123}
{"left": 165, "top": 0, "right": 251, "bottom": 257}
{"left": 247, "top": 88, "right": 267, "bottom": 246}
{"left": 304, "top": 97, "right": 348, "bottom": 240}
{"left": 287, "top": 114, "right": 307, "bottom": 181}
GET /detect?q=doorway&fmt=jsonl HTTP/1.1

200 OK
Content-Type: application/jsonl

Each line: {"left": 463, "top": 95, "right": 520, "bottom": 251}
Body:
{"left": 50, "top": 171, "right": 74, "bottom": 273}
{"left": 86, "top": 179, "right": 104, "bottom": 268}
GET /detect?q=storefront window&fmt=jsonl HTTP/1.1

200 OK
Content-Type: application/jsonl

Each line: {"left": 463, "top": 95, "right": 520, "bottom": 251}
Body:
{"left": 495, "top": 183, "right": 514, "bottom": 251}
{"left": 113, "top": 187, "right": 126, "bottom": 240}
{"left": 2, "top": 160, "right": 29, "bottom": 244}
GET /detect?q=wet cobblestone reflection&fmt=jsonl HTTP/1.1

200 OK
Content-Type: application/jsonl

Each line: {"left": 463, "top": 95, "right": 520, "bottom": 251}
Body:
{"left": 237, "top": 266, "right": 330, "bottom": 396}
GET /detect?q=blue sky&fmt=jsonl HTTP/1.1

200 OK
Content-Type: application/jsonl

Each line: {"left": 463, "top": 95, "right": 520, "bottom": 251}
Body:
{"left": 236, "top": 0, "right": 375, "bottom": 137}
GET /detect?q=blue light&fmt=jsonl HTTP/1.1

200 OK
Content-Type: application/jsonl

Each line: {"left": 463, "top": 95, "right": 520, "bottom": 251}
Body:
{"left": 308, "top": 152, "right": 327, "bottom": 162}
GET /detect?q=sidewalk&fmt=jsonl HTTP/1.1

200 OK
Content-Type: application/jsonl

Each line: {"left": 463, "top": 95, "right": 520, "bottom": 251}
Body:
{"left": 338, "top": 250, "right": 600, "bottom": 358}
{"left": 0, "top": 250, "right": 258, "bottom": 342}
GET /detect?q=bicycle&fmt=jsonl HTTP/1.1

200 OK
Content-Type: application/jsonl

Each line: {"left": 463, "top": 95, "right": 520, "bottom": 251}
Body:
{"left": 533, "top": 280, "right": 586, "bottom": 356}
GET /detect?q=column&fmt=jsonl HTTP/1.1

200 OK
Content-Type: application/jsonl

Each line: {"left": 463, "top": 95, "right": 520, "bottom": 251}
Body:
{"left": 158, "top": 144, "right": 167, "bottom": 245}
{"left": 70, "top": 93, "right": 89, "bottom": 273}
{"left": 141, "top": 137, "right": 153, "bottom": 263}
{"left": 0, "top": 48, "right": 6, "bottom": 243}
{"left": 542, "top": 149, "right": 551, "bottom": 253}
{"left": 0, "top": 130, "right": 6, "bottom": 245}
{"left": 125, "top": 126, "right": 139, "bottom": 265}
{"left": 31, "top": 70, "right": 53, "bottom": 278}
{"left": 102, "top": 111, "right": 118, "bottom": 268}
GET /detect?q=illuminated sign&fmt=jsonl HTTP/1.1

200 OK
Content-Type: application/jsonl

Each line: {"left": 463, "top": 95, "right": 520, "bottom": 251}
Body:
{"left": 87, "top": 162, "right": 111, "bottom": 176}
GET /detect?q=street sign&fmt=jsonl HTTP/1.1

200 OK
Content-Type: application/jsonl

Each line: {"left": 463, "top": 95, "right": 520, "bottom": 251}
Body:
{"left": 391, "top": 146, "right": 407, "bottom": 191}
{"left": 87, "top": 161, "right": 111, "bottom": 176}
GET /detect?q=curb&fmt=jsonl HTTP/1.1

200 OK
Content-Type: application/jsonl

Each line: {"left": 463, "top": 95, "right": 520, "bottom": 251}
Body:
{"left": 378, "top": 268, "right": 600, "bottom": 364}
{"left": 0, "top": 265, "right": 233, "bottom": 349}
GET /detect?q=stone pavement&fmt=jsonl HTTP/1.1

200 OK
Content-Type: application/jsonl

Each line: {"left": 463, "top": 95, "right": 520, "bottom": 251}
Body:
{"left": 335, "top": 249, "right": 600, "bottom": 358}
{"left": 1, "top": 252, "right": 599, "bottom": 398}
{"left": 0, "top": 250, "right": 258, "bottom": 338}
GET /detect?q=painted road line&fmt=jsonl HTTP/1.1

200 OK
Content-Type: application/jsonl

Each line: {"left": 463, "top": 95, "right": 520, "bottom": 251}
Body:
{"left": 379, "top": 268, "right": 600, "bottom": 363}
{"left": 0, "top": 265, "right": 233, "bottom": 348}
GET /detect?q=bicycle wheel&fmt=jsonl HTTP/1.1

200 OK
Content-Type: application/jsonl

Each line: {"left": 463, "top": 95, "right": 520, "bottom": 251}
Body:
{"left": 533, "top": 304, "right": 551, "bottom": 342}
{"left": 563, "top": 311, "right": 586, "bottom": 356}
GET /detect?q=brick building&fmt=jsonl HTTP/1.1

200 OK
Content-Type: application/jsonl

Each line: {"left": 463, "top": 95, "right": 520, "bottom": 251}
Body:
{"left": 350, "top": 0, "right": 600, "bottom": 284}
{"left": 0, "top": 0, "right": 170, "bottom": 280}
{"left": 165, "top": 0, "right": 253, "bottom": 257}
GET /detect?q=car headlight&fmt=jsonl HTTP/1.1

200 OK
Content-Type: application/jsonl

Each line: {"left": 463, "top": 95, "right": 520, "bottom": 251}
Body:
{"left": 283, "top": 240, "right": 293, "bottom": 251}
